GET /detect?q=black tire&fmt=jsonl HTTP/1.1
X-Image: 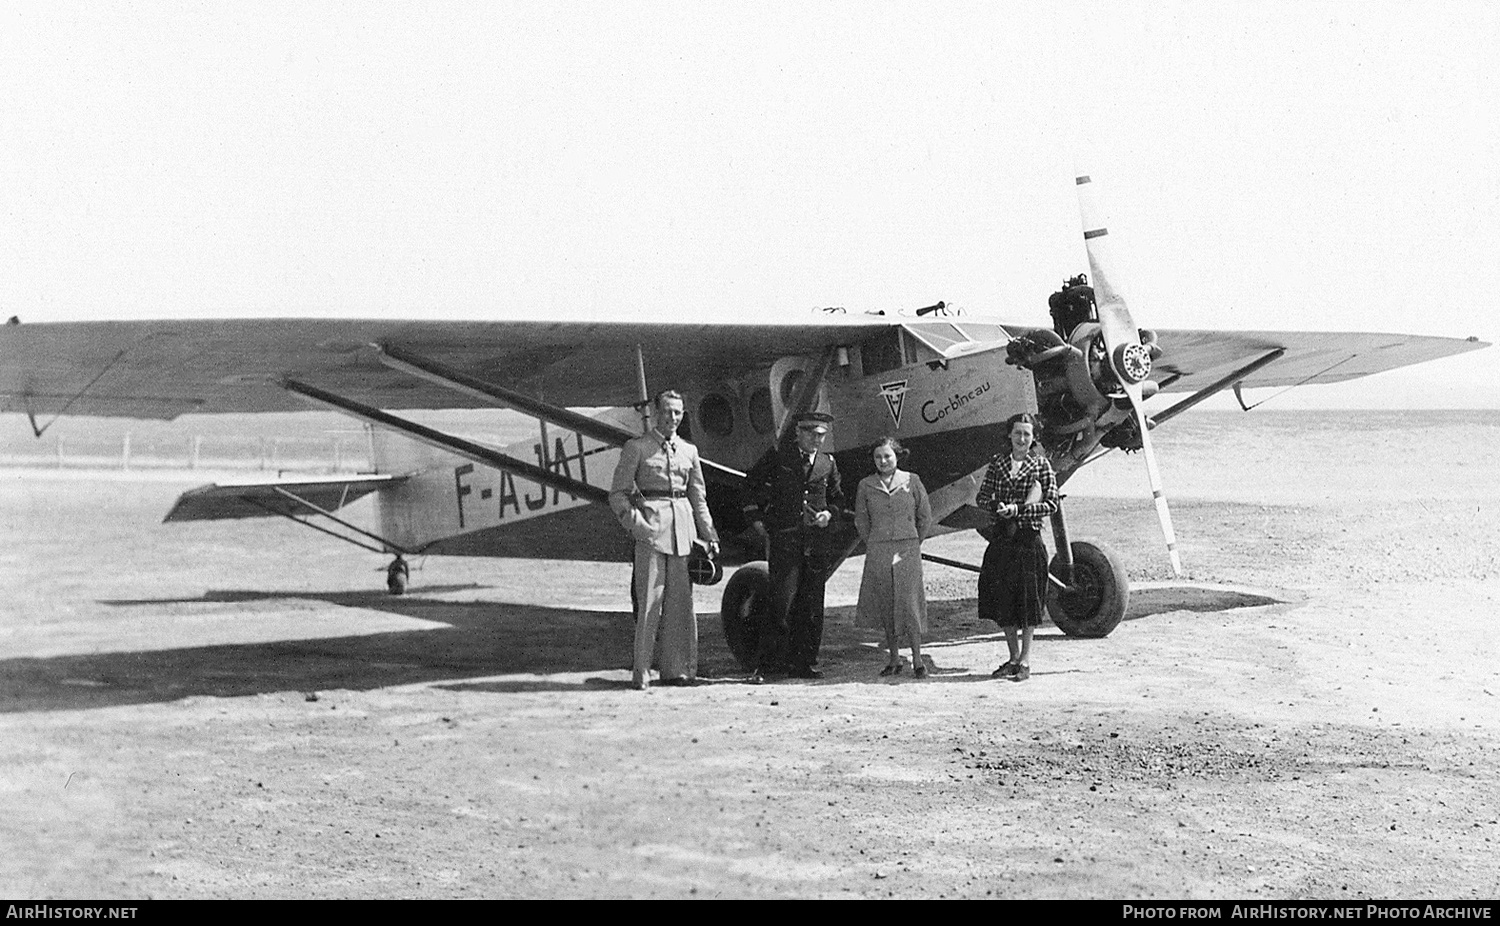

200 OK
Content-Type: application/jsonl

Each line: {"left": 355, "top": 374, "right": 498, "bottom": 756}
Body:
{"left": 1046, "top": 540, "right": 1128, "bottom": 638}
{"left": 719, "top": 561, "right": 769, "bottom": 670}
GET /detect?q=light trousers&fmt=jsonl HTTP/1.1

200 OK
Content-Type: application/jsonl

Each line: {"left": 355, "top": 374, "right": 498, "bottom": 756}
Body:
{"left": 633, "top": 546, "right": 697, "bottom": 680}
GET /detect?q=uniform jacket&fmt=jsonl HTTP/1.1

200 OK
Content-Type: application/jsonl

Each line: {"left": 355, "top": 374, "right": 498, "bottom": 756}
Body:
{"left": 743, "top": 444, "right": 847, "bottom": 532}
{"left": 609, "top": 430, "right": 718, "bottom": 555}
{"left": 854, "top": 470, "right": 933, "bottom": 544}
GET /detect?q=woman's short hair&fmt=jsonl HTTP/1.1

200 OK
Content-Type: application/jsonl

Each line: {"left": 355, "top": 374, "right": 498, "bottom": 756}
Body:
{"left": 1005, "top": 412, "right": 1042, "bottom": 436}
{"left": 872, "top": 435, "right": 909, "bottom": 463}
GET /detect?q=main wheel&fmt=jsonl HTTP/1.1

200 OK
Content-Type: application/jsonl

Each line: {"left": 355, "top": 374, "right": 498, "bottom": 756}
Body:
{"left": 1046, "top": 540, "right": 1128, "bottom": 637}
{"left": 719, "top": 561, "right": 769, "bottom": 670}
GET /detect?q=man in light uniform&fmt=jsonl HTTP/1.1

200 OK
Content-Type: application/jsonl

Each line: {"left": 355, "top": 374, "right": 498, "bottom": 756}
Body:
{"left": 609, "top": 390, "right": 720, "bottom": 689}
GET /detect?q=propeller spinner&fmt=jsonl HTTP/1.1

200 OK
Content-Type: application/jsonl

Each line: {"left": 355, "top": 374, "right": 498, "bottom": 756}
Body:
{"left": 1075, "top": 174, "right": 1183, "bottom": 576}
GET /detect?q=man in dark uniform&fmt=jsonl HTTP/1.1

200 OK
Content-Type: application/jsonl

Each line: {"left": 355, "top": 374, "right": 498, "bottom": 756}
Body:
{"left": 742, "top": 411, "right": 846, "bottom": 683}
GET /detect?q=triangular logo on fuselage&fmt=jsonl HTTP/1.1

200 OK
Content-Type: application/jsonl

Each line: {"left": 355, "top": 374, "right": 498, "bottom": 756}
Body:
{"left": 879, "top": 380, "right": 909, "bottom": 428}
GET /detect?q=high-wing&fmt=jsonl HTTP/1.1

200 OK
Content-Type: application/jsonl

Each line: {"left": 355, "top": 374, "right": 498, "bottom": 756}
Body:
{"left": 0, "top": 317, "right": 1485, "bottom": 420}
{"left": 0, "top": 317, "right": 897, "bottom": 419}
{"left": 1127, "top": 328, "right": 1488, "bottom": 394}
{"left": 995, "top": 324, "right": 1486, "bottom": 395}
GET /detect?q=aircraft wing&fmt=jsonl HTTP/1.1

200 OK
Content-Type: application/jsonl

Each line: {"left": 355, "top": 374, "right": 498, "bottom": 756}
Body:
{"left": 163, "top": 473, "right": 406, "bottom": 522}
{"left": 0, "top": 317, "right": 901, "bottom": 420}
{"left": 2, "top": 318, "right": 1484, "bottom": 422}
{"left": 1133, "top": 328, "right": 1487, "bottom": 394}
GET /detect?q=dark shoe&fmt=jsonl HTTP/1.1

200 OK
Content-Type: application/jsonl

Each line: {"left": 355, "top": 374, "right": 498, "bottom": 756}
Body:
{"left": 913, "top": 665, "right": 928, "bottom": 679}
{"left": 749, "top": 670, "right": 767, "bottom": 685}
{"left": 991, "top": 661, "right": 1017, "bottom": 679}
{"left": 661, "top": 677, "right": 700, "bottom": 687}
{"left": 789, "top": 666, "right": 823, "bottom": 680}
{"left": 878, "top": 664, "right": 901, "bottom": 677}
{"left": 631, "top": 672, "right": 650, "bottom": 690}
{"left": 1011, "top": 664, "right": 1030, "bottom": 682}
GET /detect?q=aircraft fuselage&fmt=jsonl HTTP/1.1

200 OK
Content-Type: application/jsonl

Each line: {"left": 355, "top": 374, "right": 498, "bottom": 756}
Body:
{"left": 368, "top": 324, "right": 1036, "bottom": 563}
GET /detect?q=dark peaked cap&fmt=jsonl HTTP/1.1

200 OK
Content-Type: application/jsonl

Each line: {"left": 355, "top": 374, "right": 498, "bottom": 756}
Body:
{"left": 795, "top": 411, "right": 834, "bottom": 433}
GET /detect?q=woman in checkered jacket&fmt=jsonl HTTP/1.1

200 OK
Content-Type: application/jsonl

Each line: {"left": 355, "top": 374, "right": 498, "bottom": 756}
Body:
{"left": 974, "top": 412, "right": 1060, "bottom": 681}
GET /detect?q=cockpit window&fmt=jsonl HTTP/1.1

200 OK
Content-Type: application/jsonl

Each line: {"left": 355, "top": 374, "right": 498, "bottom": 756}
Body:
{"left": 860, "top": 327, "right": 908, "bottom": 375}
{"left": 905, "top": 323, "right": 970, "bottom": 354}
{"left": 953, "top": 322, "right": 1007, "bottom": 344}
{"left": 905, "top": 321, "right": 1010, "bottom": 359}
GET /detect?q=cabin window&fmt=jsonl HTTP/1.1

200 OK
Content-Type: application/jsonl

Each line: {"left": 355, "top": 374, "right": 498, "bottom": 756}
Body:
{"left": 698, "top": 393, "right": 735, "bottom": 437}
{"left": 748, "top": 387, "right": 774, "bottom": 435}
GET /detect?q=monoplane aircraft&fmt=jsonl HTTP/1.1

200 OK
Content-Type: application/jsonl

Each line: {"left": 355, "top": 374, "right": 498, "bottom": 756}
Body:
{"left": 2, "top": 177, "right": 1486, "bottom": 665}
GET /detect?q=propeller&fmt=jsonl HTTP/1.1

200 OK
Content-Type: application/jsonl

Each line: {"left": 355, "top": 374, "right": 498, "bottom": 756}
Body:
{"left": 1075, "top": 174, "right": 1182, "bottom": 576}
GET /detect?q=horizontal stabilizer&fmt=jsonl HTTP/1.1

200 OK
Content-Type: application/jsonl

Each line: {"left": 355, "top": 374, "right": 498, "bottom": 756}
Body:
{"left": 164, "top": 473, "right": 406, "bottom": 522}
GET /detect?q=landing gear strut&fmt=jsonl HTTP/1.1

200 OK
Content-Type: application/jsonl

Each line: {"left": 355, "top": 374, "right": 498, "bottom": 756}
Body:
{"left": 1046, "top": 497, "right": 1128, "bottom": 637}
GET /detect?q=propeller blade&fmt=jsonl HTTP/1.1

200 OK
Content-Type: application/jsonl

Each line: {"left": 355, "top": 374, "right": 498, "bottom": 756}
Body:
{"left": 1075, "top": 174, "right": 1135, "bottom": 347}
{"left": 1125, "top": 381, "right": 1183, "bottom": 576}
{"left": 1076, "top": 174, "right": 1153, "bottom": 389}
{"left": 1078, "top": 173, "right": 1181, "bottom": 575}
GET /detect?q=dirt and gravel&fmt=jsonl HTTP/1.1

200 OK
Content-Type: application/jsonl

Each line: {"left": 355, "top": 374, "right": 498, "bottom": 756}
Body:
{"left": 3, "top": 424, "right": 1499, "bottom": 898}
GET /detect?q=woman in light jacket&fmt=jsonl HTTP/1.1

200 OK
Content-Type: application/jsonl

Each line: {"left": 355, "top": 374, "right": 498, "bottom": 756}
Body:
{"left": 854, "top": 437, "right": 934, "bottom": 678}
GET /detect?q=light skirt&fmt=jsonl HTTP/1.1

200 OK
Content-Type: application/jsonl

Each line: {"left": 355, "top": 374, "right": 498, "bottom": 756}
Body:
{"left": 855, "top": 539, "right": 927, "bottom": 641}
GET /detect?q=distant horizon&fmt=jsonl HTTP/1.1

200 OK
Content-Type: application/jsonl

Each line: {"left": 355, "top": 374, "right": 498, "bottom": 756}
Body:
{"left": 5, "top": 403, "right": 1497, "bottom": 448}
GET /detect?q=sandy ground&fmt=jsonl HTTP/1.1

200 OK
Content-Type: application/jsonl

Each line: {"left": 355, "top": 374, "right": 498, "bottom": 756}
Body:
{"left": 3, "top": 437, "right": 1500, "bottom": 899}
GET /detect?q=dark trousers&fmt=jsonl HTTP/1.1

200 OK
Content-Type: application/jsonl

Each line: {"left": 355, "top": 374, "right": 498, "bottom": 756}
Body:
{"left": 756, "top": 527, "right": 831, "bottom": 671}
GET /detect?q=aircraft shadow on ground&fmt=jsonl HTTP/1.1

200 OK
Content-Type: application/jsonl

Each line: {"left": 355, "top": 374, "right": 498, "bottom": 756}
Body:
{"left": 0, "top": 583, "right": 1279, "bottom": 713}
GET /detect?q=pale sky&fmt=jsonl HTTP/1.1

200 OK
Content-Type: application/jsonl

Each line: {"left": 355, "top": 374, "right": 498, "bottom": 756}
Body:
{"left": 3, "top": 1, "right": 1496, "bottom": 408}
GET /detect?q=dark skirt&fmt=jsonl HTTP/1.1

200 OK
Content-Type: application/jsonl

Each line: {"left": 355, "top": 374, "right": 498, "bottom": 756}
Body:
{"left": 977, "top": 528, "right": 1049, "bottom": 628}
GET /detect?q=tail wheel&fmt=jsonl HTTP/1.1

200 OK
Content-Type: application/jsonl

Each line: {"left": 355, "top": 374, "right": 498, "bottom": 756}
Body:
{"left": 719, "top": 561, "right": 769, "bottom": 670}
{"left": 386, "top": 556, "right": 410, "bottom": 596}
{"left": 1046, "top": 540, "right": 1128, "bottom": 637}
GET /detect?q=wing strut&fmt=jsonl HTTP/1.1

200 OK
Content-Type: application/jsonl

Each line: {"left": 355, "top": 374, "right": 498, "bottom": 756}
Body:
{"left": 282, "top": 379, "right": 609, "bottom": 503}
{"left": 775, "top": 346, "right": 839, "bottom": 446}
{"left": 1151, "top": 349, "right": 1286, "bottom": 426}
{"left": 1232, "top": 353, "right": 1355, "bottom": 412}
{"left": 376, "top": 342, "right": 639, "bottom": 446}
{"left": 373, "top": 342, "right": 745, "bottom": 481}
{"left": 634, "top": 344, "right": 651, "bottom": 434}
{"left": 22, "top": 348, "right": 130, "bottom": 437}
